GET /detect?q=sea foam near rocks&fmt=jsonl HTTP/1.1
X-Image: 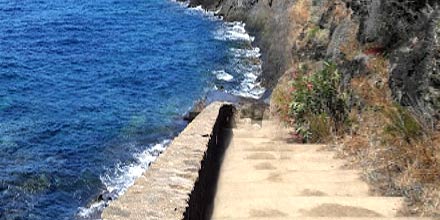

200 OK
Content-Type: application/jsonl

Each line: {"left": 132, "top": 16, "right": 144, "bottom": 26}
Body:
{"left": 77, "top": 140, "right": 170, "bottom": 219}
{"left": 174, "top": 0, "right": 266, "bottom": 100}
{"left": 99, "top": 140, "right": 169, "bottom": 195}
{"left": 228, "top": 46, "right": 265, "bottom": 99}
{"left": 214, "top": 22, "right": 265, "bottom": 99}
{"left": 214, "top": 22, "right": 255, "bottom": 42}
{"left": 213, "top": 70, "right": 234, "bottom": 82}
{"left": 84, "top": 2, "right": 265, "bottom": 218}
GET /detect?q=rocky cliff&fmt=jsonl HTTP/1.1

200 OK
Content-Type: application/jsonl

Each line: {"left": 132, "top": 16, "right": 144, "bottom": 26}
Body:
{"left": 183, "top": 0, "right": 440, "bottom": 215}
{"left": 184, "top": 0, "right": 440, "bottom": 125}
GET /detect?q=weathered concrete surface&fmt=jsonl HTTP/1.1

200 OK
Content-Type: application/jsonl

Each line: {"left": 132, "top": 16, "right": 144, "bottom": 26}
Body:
{"left": 101, "top": 102, "right": 234, "bottom": 220}
{"left": 211, "top": 118, "right": 435, "bottom": 220}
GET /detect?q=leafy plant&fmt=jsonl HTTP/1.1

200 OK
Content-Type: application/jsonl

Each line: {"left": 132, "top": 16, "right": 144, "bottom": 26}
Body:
{"left": 289, "top": 62, "right": 350, "bottom": 142}
{"left": 383, "top": 104, "right": 424, "bottom": 144}
{"left": 306, "top": 26, "right": 320, "bottom": 40}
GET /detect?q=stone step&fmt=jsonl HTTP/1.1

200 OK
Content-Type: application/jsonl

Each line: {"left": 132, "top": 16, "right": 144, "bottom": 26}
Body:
{"left": 221, "top": 158, "right": 346, "bottom": 171}
{"left": 231, "top": 129, "right": 292, "bottom": 139}
{"left": 229, "top": 138, "right": 325, "bottom": 151}
{"left": 236, "top": 118, "right": 287, "bottom": 128}
{"left": 212, "top": 119, "right": 427, "bottom": 220}
{"left": 223, "top": 150, "right": 342, "bottom": 164}
{"left": 220, "top": 152, "right": 346, "bottom": 171}
{"left": 232, "top": 125, "right": 289, "bottom": 131}
{"left": 232, "top": 119, "right": 293, "bottom": 138}
{"left": 216, "top": 169, "right": 365, "bottom": 184}
{"left": 212, "top": 218, "right": 433, "bottom": 220}
{"left": 212, "top": 196, "right": 404, "bottom": 219}
{"left": 213, "top": 181, "right": 371, "bottom": 197}
{"left": 230, "top": 143, "right": 327, "bottom": 153}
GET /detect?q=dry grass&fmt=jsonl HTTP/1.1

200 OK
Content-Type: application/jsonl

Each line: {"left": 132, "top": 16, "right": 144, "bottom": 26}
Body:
{"left": 331, "top": 1, "right": 350, "bottom": 22}
{"left": 331, "top": 51, "right": 440, "bottom": 216}
{"left": 396, "top": 134, "right": 440, "bottom": 216}
{"left": 308, "top": 114, "right": 333, "bottom": 143}
{"left": 339, "top": 24, "right": 360, "bottom": 61}
{"left": 334, "top": 98, "right": 440, "bottom": 216}
{"left": 271, "top": 68, "right": 296, "bottom": 125}
{"left": 351, "top": 76, "right": 390, "bottom": 107}
{"left": 287, "top": 0, "right": 312, "bottom": 48}
{"left": 355, "top": 56, "right": 390, "bottom": 106}
{"left": 271, "top": 0, "right": 440, "bottom": 216}
{"left": 272, "top": 1, "right": 440, "bottom": 215}
{"left": 367, "top": 56, "right": 389, "bottom": 77}
{"left": 289, "top": 0, "right": 311, "bottom": 25}
{"left": 271, "top": 86, "right": 293, "bottom": 124}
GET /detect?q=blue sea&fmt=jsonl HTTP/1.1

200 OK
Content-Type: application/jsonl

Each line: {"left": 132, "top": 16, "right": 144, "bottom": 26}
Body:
{"left": 0, "top": 0, "right": 264, "bottom": 219}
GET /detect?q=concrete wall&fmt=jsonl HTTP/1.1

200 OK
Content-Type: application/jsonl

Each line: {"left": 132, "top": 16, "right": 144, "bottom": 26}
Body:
{"left": 101, "top": 102, "right": 234, "bottom": 220}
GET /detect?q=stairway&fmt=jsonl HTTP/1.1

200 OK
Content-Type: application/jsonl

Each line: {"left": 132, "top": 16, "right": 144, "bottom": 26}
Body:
{"left": 211, "top": 118, "right": 432, "bottom": 220}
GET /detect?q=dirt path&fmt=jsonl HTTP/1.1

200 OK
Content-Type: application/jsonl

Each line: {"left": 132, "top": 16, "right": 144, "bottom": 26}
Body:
{"left": 211, "top": 118, "right": 432, "bottom": 220}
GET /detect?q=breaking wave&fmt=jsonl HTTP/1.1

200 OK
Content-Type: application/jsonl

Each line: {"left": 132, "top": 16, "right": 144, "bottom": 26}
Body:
{"left": 213, "top": 70, "right": 234, "bottom": 82}
{"left": 77, "top": 140, "right": 170, "bottom": 219}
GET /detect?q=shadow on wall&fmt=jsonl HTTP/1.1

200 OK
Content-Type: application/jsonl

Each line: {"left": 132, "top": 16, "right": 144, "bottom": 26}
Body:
{"left": 183, "top": 105, "right": 235, "bottom": 220}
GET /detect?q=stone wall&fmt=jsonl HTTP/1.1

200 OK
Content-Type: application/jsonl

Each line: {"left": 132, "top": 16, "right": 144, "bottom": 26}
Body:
{"left": 183, "top": 104, "right": 233, "bottom": 220}
{"left": 101, "top": 102, "right": 234, "bottom": 220}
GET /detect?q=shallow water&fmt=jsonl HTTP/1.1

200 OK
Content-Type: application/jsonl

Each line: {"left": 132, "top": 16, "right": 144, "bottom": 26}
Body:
{"left": 0, "top": 0, "right": 263, "bottom": 219}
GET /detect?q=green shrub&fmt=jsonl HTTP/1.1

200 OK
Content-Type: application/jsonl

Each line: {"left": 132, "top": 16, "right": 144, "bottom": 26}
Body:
{"left": 289, "top": 62, "right": 350, "bottom": 142}
{"left": 383, "top": 105, "right": 424, "bottom": 144}
{"left": 306, "top": 26, "right": 320, "bottom": 40}
{"left": 309, "top": 113, "right": 332, "bottom": 143}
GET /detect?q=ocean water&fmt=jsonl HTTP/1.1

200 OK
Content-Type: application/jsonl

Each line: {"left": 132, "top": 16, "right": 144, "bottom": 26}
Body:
{"left": 0, "top": 0, "right": 263, "bottom": 219}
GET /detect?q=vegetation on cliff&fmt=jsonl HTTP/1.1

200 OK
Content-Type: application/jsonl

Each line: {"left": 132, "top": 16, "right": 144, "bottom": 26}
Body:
{"left": 269, "top": 0, "right": 440, "bottom": 216}
{"left": 186, "top": 0, "right": 439, "bottom": 216}
{"left": 288, "top": 62, "right": 350, "bottom": 142}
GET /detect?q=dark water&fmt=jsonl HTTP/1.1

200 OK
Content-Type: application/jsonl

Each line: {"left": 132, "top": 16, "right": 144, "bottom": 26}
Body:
{"left": 0, "top": 0, "right": 243, "bottom": 219}
{"left": 0, "top": 0, "right": 265, "bottom": 219}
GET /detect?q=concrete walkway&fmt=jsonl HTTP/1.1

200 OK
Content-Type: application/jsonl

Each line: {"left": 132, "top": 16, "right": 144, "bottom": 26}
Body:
{"left": 211, "top": 118, "right": 432, "bottom": 220}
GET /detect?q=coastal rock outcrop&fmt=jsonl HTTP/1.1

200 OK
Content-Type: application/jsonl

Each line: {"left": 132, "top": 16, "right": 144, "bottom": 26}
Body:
{"left": 349, "top": 0, "right": 440, "bottom": 124}
{"left": 184, "top": 90, "right": 269, "bottom": 122}
{"left": 185, "top": 0, "right": 440, "bottom": 124}
{"left": 183, "top": 0, "right": 299, "bottom": 88}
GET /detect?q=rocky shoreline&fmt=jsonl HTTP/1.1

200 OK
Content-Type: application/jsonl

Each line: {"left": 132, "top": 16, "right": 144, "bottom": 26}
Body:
{"left": 180, "top": 0, "right": 297, "bottom": 89}
{"left": 181, "top": 0, "right": 439, "bottom": 124}
{"left": 100, "top": 1, "right": 440, "bottom": 218}
{"left": 180, "top": 0, "right": 440, "bottom": 216}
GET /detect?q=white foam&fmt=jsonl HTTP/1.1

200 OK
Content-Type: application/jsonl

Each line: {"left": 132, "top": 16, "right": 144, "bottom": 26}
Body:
{"left": 232, "top": 78, "right": 266, "bottom": 99}
{"left": 213, "top": 70, "right": 234, "bottom": 82}
{"left": 76, "top": 139, "right": 171, "bottom": 219}
{"left": 229, "top": 46, "right": 266, "bottom": 99}
{"left": 171, "top": 0, "right": 189, "bottom": 7}
{"left": 230, "top": 47, "right": 261, "bottom": 58}
{"left": 171, "top": 0, "right": 266, "bottom": 99}
{"left": 210, "top": 14, "right": 266, "bottom": 99}
{"left": 188, "top": 5, "right": 210, "bottom": 14}
{"left": 185, "top": 5, "right": 222, "bottom": 21}
{"left": 101, "top": 141, "right": 168, "bottom": 194}
{"left": 171, "top": 0, "right": 219, "bottom": 20}
{"left": 77, "top": 201, "right": 105, "bottom": 220}
{"left": 214, "top": 22, "right": 255, "bottom": 42}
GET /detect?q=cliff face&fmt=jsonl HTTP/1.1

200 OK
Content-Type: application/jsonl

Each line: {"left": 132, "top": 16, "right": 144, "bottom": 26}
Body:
{"left": 186, "top": 0, "right": 439, "bottom": 124}
{"left": 350, "top": 0, "right": 440, "bottom": 124}
{"left": 183, "top": 0, "right": 440, "bottom": 215}
{"left": 189, "top": 0, "right": 298, "bottom": 89}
